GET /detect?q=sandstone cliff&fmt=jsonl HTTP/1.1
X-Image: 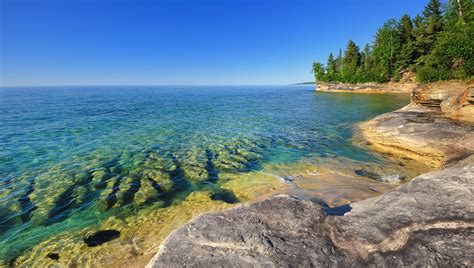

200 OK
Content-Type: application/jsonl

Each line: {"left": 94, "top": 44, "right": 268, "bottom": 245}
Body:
{"left": 317, "top": 81, "right": 416, "bottom": 93}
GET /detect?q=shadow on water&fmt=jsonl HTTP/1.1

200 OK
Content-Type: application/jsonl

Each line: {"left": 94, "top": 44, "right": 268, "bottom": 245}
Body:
{"left": 94, "top": 156, "right": 122, "bottom": 190}
{"left": 205, "top": 149, "right": 219, "bottom": 182}
{"left": 18, "top": 177, "right": 37, "bottom": 223}
{"left": 105, "top": 175, "right": 123, "bottom": 210}
{"left": 158, "top": 152, "right": 193, "bottom": 207}
{"left": 45, "top": 168, "right": 99, "bottom": 225}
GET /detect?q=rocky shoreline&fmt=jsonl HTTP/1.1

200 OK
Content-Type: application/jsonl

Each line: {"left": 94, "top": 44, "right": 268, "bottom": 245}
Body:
{"left": 317, "top": 81, "right": 416, "bottom": 93}
{"left": 359, "top": 80, "right": 474, "bottom": 168}
{"left": 148, "top": 81, "right": 474, "bottom": 267}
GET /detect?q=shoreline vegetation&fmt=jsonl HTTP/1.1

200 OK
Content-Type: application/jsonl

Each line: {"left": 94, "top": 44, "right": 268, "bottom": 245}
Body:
{"left": 147, "top": 75, "right": 474, "bottom": 267}
{"left": 312, "top": 0, "right": 473, "bottom": 85}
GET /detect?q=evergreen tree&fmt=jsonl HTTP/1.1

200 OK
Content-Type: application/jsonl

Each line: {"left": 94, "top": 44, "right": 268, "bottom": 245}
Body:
{"left": 395, "top": 15, "right": 416, "bottom": 74}
{"left": 341, "top": 40, "right": 361, "bottom": 83}
{"left": 312, "top": 62, "right": 326, "bottom": 82}
{"left": 326, "top": 53, "right": 337, "bottom": 82}
{"left": 423, "top": 0, "right": 444, "bottom": 33}
{"left": 372, "top": 19, "right": 400, "bottom": 82}
{"left": 311, "top": 0, "right": 473, "bottom": 84}
{"left": 417, "top": 0, "right": 474, "bottom": 81}
{"left": 335, "top": 48, "right": 343, "bottom": 75}
{"left": 360, "top": 44, "right": 374, "bottom": 82}
{"left": 415, "top": 0, "right": 445, "bottom": 67}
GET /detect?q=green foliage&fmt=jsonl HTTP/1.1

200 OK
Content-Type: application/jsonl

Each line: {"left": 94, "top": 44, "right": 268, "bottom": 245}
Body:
{"left": 311, "top": 0, "right": 473, "bottom": 84}
{"left": 340, "top": 40, "right": 361, "bottom": 83}
{"left": 372, "top": 19, "right": 401, "bottom": 81}
{"left": 417, "top": 0, "right": 474, "bottom": 82}
{"left": 311, "top": 62, "right": 326, "bottom": 82}
{"left": 326, "top": 53, "right": 337, "bottom": 82}
{"left": 395, "top": 15, "right": 416, "bottom": 72}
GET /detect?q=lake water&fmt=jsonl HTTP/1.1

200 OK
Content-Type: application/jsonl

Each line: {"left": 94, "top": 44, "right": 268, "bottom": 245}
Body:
{"left": 0, "top": 85, "right": 410, "bottom": 266}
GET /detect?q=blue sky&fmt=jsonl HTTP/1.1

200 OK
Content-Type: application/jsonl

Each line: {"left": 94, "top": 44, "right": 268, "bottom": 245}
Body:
{"left": 1, "top": 0, "right": 429, "bottom": 86}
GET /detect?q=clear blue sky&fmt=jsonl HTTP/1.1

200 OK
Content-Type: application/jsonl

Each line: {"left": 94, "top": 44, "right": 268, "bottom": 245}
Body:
{"left": 1, "top": 0, "right": 430, "bottom": 86}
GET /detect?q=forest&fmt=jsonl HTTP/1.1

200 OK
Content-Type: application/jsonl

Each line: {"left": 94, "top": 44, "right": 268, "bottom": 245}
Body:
{"left": 312, "top": 0, "right": 473, "bottom": 83}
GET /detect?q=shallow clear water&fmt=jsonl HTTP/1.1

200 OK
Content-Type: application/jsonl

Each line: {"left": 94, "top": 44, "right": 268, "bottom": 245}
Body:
{"left": 0, "top": 85, "right": 409, "bottom": 265}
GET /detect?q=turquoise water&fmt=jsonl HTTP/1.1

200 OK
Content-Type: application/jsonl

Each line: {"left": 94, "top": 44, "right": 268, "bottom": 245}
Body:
{"left": 0, "top": 86, "right": 409, "bottom": 265}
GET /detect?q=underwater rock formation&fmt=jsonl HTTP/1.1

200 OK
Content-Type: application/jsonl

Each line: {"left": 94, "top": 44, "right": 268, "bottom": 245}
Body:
{"left": 83, "top": 230, "right": 120, "bottom": 247}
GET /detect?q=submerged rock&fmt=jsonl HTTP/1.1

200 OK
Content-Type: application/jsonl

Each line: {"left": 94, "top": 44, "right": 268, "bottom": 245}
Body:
{"left": 210, "top": 190, "right": 239, "bottom": 204}
{"left": 148, "top": 165, "right": 474, "bottom": 267}
{"left": 46, "top": 253, "right": 59, "bottom": 260}
{"left": 83, "top": 230, "right": 120, "bottom": 247}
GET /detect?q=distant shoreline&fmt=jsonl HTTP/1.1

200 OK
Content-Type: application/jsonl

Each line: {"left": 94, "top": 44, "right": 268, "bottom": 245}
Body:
{"left": 291, "top": 82, "right": 316, "bottom": 85}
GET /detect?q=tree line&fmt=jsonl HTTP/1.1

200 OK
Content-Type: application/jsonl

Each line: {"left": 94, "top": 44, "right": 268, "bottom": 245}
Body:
{"left": 312, "top": 0, "right": 473, "bottom": 84}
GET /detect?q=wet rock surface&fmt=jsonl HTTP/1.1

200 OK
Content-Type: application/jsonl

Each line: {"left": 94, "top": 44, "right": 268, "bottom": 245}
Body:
{"left": 148, "top": 165, "right": 474, "bottom": 267}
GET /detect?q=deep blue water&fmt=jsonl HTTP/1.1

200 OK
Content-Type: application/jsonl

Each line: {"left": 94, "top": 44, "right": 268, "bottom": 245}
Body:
{"left": 0, "top": 85, "right": 409, "bottom": 264}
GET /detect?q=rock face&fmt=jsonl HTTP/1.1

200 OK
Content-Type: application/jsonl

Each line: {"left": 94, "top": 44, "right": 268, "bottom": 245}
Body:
{"left": 148, "top": 165, "right": 474, "bottom": 267}
{"left": 359, "top": 80, "right": 474, "bottom": 168}
{"left": 317, "top": 82, "right": 416, "bottom": 93}
{"left": 412, "top": 80, "right": 474, "bottom": 122}
{"left": 359, "top": 104, "right": 474, "bottom": 168}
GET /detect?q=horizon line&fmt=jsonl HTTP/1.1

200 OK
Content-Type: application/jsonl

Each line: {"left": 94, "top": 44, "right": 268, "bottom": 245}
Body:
{"left": 0, "top": 83, "right": 315, "bottom": 88}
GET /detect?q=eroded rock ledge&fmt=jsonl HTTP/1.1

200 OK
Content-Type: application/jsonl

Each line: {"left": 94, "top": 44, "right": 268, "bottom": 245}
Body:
{"left": 359, "top": 80, "right": 474, "bottom": 168}
{"left": 148, "top": 165, "right": 473, "bottom": 267}
{"left": 317, "top": 81, "right": 416, "bottom": 93}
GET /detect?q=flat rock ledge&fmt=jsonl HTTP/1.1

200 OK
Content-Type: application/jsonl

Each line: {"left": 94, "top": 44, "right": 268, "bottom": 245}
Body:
{"left": 359, "top": 80, "right": 474, "bottom": 168}
{"left": 359, "top": 104, "right": 474, "bottom": 168}
{"left": 148, "top": 165, "right": 474, "bottom": 267}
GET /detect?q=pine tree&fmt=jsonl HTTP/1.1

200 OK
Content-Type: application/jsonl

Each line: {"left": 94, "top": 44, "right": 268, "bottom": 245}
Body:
{"left": 326, "top": 53, "right": 337, "bottom": 82}
{"left": 415, "top": 0, "right": 445, "bottom": 66}
{"left": 395, "top": 15, "right": 416, "bottom": 73}
{"left": 417, "top": 0, "right": 474, "bottom": 81}
{"left": 311, "top": 0, "right": 473, "bottom": 84}
{"left": 423, "top": 0, "right": 444, "bottom": 33}
{"left": 335, "top": 48, "right": 343, "bottom": 74}
{"left": 372, "top": 19, "right": 400, "bottom": 82}
{"left": 340, "top": 40, "right": 361, "bottom": 83}
{"left": 312, "top": 62, "right": 326, "bottom": 82}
